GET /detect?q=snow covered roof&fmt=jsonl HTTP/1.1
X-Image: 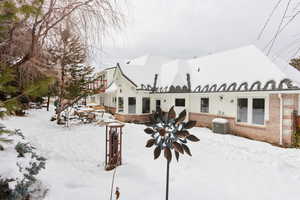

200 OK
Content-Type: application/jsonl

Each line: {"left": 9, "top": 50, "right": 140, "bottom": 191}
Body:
{"left": 271, "top": 56, "right": 300, "bottom": 86}
{"left": 116, "top": 45, "right": 300, "bottom": 92}
{"left": 187, "top": 45, "right": 300, "bottom": 88}
{"left": 119, "top": 55, "right": 172, "bottom": 86}
{"left": 158, "top": 59, "right": 191, "bottom": 87}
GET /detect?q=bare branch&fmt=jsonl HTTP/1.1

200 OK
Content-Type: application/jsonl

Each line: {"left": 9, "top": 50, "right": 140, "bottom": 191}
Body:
{"left": 257, "top": 0, "right": 283, "bottom": 40}
{"left": 267, "top": 0, "right": 292, "bottom": 55}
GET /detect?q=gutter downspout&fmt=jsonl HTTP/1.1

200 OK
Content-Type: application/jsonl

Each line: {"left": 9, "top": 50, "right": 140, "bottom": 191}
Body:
{"left": 279, "top": 94, "right": 283, "bottom": 146}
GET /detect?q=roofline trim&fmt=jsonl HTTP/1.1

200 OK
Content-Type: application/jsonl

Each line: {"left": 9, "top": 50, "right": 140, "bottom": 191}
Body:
{"left": 150, "top": 88, "right": 300, "bottom": 94}
{"left": 116, "top": 63, "right": 138, "bottom": 87}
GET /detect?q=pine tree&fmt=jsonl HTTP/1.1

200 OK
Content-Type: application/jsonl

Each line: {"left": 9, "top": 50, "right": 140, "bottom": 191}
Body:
{"left": 65, "top": 64, "right": 95, "bottom": 100}
{"left": 0, "top": 1, "right": 54, "bottom": 117}
{"left": 48, "top": 28, "right": 96, "bottom": 123}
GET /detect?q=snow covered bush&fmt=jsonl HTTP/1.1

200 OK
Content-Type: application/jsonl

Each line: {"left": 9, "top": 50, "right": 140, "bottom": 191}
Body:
{"left": 0, "top": 127, "right": 47, "bottom": 200}
{"left": 0, "top": 125, "right": 12, "bottom": 151}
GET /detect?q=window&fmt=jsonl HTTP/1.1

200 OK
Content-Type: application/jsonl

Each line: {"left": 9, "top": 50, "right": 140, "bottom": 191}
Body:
{"left": 156, "top": 100, "right": 161, "bottom": 111}
{"left": 200, "top": 98, "right": 209, "bottom": 113}
{"left": 100, "top": 96, "right": 104, "bottom": 106}
{"left": 118, "top": 97, "right": 124, "bottom": 113}
{"left": 252, "top": 98, "right": 265, "bottom": 125}
{"left": 175, "top": 98, "right": 185, "bottom": 107}
{"left": 237, "top": 98, "right": 248, "bottom": 123}
{"left": 128, "top": 97, "right": 136, "bottom": 114}
{"left": 112, "top": 97, "right": 116, "bottom": 105}
{"left": 142, "top": 98, "right": 150, "bottom": 113}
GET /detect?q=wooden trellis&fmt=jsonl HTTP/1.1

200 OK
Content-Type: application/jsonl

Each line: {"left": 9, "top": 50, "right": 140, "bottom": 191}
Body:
{"left": 105, "top": 122, "right": 124, "bottom": 170}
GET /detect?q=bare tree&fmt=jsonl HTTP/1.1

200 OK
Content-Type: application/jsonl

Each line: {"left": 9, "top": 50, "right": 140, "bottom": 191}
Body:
{"left": 1, "top": 0, "right": 122, "bottom": 87}
{"left": 259, "top": 0, "right": 300, "bottom": 56}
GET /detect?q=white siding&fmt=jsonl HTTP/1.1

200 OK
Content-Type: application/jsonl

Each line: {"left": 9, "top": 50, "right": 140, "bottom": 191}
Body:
{"left": 88, "top": 66, "right": 274, "bottom": 125}
{"left": 190, "top": 92, "right": 269, "bottom": 123}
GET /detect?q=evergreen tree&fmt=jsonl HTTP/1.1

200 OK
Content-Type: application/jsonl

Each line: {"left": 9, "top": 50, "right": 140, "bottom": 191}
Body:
{"left": 48, "top": 28, "right": 96, "bottom": 123}
{"left": 65, "top": 64, "right": 95, "bottom": 100}
{"left": 0, "top": 1, "right": 55, "bottom": 116}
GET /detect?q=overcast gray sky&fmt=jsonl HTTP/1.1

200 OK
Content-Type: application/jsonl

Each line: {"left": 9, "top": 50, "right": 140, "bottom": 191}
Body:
{"left": 91, "top": 0, "right": 300, "bottom": 68}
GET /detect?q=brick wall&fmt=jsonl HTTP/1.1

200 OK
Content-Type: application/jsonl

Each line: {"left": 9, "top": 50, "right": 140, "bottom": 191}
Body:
{"left": 105, "top": 106, "right": 116, "bottom": 114}
{"left": 189, "top": 94, "right": 298, "bottom": 147}
{"left": 115, "top": 113, "right": 152, "bottom": 123}
{"left": 282, "top": 94, "right": 298, "bottom": 146}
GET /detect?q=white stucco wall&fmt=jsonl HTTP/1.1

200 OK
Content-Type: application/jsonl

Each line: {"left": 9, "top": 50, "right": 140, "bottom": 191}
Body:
{"left": 152, "top": 93, "right": 189, "bottom": 114}
{"left": 189, "top": 92, "right": 270, "bottom": 122}
{"left": 105, "top": 68, "right": 116, "bottom": 86}
{"left": 88, "top": 66, "right": 274, "bottom": 125}
{"left": 105, "top": 67, "right": 152, "bottom": 115}
{"left": 150, "top": 92, "right": 269, "bottom": 124}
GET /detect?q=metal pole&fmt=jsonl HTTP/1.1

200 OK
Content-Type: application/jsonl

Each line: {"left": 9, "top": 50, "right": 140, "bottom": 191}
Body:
{"left": 109, "top": 167, "right": 117, "bottom": 200}
{"left": 105, "top": 126, "right": 107, "bottom": 166}
{"left": 166, "top": 160, "right": 170, "bottom": 200}
{"left": 119, "top": 127, "right": 122, "bottom": 165}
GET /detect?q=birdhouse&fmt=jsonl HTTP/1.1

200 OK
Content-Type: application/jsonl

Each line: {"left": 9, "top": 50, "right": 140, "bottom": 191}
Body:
{"left": 105, "top": 122, "right": 124, "bottom": 170}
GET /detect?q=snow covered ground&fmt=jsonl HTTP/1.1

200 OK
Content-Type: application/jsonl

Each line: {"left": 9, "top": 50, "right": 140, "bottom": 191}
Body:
{"left": 2, "top": 108, "right": 300, "bottom": 200}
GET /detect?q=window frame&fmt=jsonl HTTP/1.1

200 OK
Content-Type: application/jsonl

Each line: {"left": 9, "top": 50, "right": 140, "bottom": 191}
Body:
{"left": 90, "top": 96, "right": 96, "bottom": 103}
{"left": 200, "top": 97, "right": 209, "bottom": 113}
{"left": 175, "top": 98, "right": 185, "bottom": 107}
{"left": 118, "top": 97, "right": 124, "bottom": 113}
{"left": 237, "top": 98, "right": 248, "bottom": 123}
{"left": 128, "top": 97, "right": 136, "bottom": 114}
{"left": 236, "top": 97, "right": 266, "bottom": 126}
{"left": 156, "top": 100, "right": 161, "bottom": 112}
{"left": 142, "top": 97, "right": 151, "bottom": 114}
{"left": 252, "top": 98, "right": 265, "bottom": 125}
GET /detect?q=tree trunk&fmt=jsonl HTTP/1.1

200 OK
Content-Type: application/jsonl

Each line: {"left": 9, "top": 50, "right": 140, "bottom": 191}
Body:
{"left": 46, "top": 94, "right": 50, "bottom": 111}
{"left": 57, "top": 62, "right": 65, "bottom": 124}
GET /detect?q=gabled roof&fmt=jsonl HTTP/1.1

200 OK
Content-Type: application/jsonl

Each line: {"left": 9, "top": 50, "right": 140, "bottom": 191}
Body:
{"left": 158, "top": 59, "right": 190, "bottom": 87}
{"left": 271, "top": 56, "right": 300, "bottom": 86}
{"left": 115, "top": 45, "right": 300, "bottom": 92}
{"left": 106, "top": 82, "right": 118, "bottom": 93}
{"left": 187, "top": 45, "right": 295, "bottom": 88}
{"left": 119, "top": 55, "right": 172, "bottom": 87}
{"left": 116, "top": 63, "right": 138, "bottom": 87}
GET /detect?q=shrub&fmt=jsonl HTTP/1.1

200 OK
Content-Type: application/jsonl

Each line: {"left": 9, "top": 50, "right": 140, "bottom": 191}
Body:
{"left": 0, "top": 128, "right": 47, "bottom": 200}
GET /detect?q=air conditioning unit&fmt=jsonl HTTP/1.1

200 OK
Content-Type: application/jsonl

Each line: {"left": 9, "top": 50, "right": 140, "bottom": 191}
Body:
{"left": 212, "top": 118, "right": 229, "bottom": 134}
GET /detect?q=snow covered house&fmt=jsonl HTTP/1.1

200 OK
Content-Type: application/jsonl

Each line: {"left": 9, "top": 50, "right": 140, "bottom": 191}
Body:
{"left": 88, "top": 45, "right": 300, "bottom": 147}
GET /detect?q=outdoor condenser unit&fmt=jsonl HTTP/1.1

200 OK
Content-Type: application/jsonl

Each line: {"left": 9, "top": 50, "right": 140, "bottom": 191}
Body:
{"left": 212, "top": 118, "right": 229, "bottom": 134}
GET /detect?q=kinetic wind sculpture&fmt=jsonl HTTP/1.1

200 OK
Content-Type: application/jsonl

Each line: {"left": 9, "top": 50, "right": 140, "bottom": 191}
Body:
{"left": 144, "top": 106, "right": 200, "bottom": 200}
